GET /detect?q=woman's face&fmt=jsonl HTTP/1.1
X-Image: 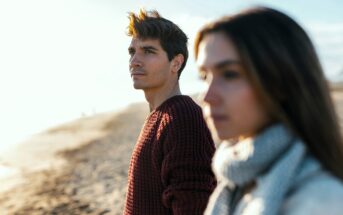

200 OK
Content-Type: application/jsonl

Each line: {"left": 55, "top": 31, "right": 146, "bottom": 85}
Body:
{"left": 196, "top": 32, "right": 271, "bottom": 141}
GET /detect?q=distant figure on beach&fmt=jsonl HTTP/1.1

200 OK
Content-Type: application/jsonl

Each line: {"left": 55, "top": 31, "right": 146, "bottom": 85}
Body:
{"left": 194, "top": 6, "right": 343, "bottom": 215}
{"left": 122, "top": 9, "right": 216, "bottom": 214}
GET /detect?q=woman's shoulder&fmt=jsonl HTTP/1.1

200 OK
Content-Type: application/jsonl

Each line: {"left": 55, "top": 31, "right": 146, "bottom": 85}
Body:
{"left": 281, "top": 171, "right": 343, "bottom": 215}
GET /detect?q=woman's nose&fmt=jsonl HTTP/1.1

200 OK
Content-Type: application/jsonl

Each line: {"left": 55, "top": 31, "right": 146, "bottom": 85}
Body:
{"left": 203, "top": 80, "right": 221, "bottom": 106}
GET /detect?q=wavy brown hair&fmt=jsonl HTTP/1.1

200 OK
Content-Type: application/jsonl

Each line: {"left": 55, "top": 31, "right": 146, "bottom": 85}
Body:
{"left": 127, "top": 9, "right": 188, "bottom": 78}
{"left": 194, "top": 7, "right": 343, "bottom": 180}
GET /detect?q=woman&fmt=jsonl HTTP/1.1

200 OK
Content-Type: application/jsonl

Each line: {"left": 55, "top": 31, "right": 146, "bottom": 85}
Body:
{"left": 194, "top": 7, "right": 343, "bottom": 215}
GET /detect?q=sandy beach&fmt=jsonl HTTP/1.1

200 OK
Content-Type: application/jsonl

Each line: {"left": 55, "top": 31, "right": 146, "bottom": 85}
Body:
{"left": 1, "top": 90, "right": 343, "bottom": 214}
{"left": 0, "top": 102, "right": 148, "bottom": 214}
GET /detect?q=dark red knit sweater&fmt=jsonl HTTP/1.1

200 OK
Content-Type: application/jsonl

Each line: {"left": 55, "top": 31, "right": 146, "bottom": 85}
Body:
{"left": 123, "top": 95, "right": 216, "bottom": 215}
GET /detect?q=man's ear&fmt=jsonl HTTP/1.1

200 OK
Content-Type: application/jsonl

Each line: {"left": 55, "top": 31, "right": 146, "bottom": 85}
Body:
{"left": 171, "top": 54, "right": 184, "bottom": 74}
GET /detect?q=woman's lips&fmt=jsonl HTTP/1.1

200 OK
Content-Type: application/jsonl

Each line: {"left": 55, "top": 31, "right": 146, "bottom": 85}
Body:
{"left": 211, "top": 114, "right": 229, "bottom": 123}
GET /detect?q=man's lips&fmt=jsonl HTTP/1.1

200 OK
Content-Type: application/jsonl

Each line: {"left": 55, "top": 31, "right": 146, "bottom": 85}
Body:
{"left": 130, "top": 68, "right": 145, "bottom": 77}
{"left": 130, "top": 72, "right": 145, "bottom": 77}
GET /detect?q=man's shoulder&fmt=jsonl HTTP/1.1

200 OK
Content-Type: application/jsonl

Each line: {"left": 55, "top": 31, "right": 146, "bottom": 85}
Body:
{"left": 156, "top": 96, "right": 207, "bottom": 130}
{"left": 164, "top": 95, "right": 201, "bottom": 115}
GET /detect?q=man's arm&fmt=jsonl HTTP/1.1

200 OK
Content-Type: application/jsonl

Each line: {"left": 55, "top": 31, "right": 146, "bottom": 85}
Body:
{"left": 160, "top": 104, "right": 216, "bottom": 214}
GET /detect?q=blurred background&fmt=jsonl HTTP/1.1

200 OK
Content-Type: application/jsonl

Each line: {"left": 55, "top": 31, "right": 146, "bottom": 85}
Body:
{"left": 0, "top": 0, "right": 342, "bottom": 214}
{"left": 1, "top": 0, "right": 342, "bottom": 152}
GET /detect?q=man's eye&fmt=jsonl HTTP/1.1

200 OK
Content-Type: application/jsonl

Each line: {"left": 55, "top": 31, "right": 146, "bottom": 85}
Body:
{"left": 144, "top": 49, "right": 154, "bottom": 54}
{"left": 223, "top": 70, "right": 240, "bottom": 80}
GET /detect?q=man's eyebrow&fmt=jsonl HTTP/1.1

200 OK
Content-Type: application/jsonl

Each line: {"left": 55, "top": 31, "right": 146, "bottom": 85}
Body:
{"left": 199, "top": 59, "right": 241, "bottom": 71}
{"left": 128, "top": 45, "right": 159, "bottom": 54}
{"left": 141, "top": 45, "right": 158, "bottom": 51}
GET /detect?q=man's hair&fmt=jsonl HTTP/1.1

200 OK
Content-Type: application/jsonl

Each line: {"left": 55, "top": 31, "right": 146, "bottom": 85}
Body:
{"left": 127, "top": 9, "right": 188, "bottom": 78}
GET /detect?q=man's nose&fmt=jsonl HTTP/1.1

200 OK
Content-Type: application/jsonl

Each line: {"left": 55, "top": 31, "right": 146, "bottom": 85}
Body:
{"left": 129, "top": 54, "right": 142, "bottom": 69}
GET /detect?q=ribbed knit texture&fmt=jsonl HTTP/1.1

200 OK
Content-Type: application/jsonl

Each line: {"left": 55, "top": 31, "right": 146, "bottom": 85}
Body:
{"left": 123, "top": 95, "right": 216, "bottom": 215}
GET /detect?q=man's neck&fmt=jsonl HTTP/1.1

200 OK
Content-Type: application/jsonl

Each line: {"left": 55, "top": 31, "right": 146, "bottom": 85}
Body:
{"left": 144, "top": 83, "right": 182, "bottom": 112}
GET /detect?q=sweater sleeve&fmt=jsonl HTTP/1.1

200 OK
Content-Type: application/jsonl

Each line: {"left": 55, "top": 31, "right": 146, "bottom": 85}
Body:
{"left": 160, "top": 101, "right": 216, "bottom": 214}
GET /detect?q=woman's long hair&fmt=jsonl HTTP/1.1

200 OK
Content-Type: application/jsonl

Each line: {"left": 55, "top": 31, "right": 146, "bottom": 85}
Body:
{"left": 194, "top": 7, "right": 343, "bottom": 180}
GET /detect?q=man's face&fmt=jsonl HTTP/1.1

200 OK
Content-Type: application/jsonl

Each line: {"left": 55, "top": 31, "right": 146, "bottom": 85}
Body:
{"left": 128, "top": 37, "right": 174, "bottom": 92}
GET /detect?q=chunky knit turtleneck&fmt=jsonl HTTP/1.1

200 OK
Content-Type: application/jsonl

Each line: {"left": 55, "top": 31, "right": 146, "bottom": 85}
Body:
{"left": 123, "top": 95, "right": 216, "bottom": 215}
{"left": 205, "top": 124, "right": 343, "bottom": 215}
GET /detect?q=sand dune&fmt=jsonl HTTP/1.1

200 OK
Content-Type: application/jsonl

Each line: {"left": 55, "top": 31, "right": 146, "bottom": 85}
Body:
{"left": 1, "top": 91, "right": 343, "bottom": 214}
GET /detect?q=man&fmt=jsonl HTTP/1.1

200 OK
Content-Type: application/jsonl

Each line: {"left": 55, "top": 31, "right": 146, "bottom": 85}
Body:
{"left": 123, "top": 9, "right": 216, "bottom": 214}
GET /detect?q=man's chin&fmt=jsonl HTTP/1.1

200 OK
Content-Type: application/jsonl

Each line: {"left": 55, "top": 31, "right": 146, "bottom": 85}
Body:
{"left": 133, "top": 84, "right": 143, "bottom": 90}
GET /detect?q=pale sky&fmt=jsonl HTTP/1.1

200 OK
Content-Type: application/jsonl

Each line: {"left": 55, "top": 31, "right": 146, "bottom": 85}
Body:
{"left": 0, "top": 0, "right": 342, "bottom": 150}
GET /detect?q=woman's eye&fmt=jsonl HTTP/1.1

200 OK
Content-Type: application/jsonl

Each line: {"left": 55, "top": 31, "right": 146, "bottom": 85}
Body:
{"left": 223, "top": 70, "right": 240, "bottom": 80}
{"left": 198, "top": 71, "right": 207, "bottom": 81}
